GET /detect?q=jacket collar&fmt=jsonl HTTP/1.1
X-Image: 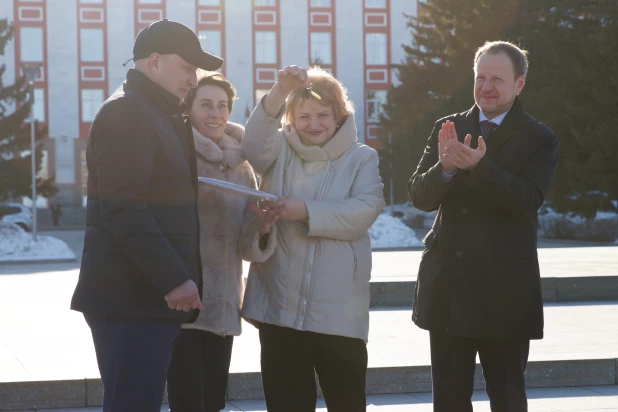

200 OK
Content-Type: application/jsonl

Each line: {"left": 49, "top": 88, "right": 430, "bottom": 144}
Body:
{"left": 283, "top": 113, "right": 358, "bottom": 162}
{"left": 460, "top": 96, "right": 525, "bottom": 152}
{"left": 192, "top": 123, "right": 246, "bottom": 168}
{"left": 126, "top": 68, "right": 186, "bottom": 115}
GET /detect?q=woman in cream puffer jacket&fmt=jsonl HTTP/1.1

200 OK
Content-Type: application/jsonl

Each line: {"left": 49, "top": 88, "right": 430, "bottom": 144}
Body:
{"left": 166, "top": 71, "right": 256, "bottom": 412}
{"left": 239, "top": 66, "right": 385, "bottom": 411}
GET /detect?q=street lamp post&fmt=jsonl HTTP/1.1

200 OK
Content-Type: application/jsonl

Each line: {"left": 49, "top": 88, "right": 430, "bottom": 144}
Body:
{"left": 20, "top": 62, "right": 42, "bottom": 242}
{"left": 388, "top": 131, "right": 394, "bottom": 213}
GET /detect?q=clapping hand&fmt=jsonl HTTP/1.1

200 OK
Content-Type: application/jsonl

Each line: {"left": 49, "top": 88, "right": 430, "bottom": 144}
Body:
{"left": 438, "top": 121, "right": 459, "bottom": 174}
{"left": 440, "top": 121, "right": 487, "bottom": 172}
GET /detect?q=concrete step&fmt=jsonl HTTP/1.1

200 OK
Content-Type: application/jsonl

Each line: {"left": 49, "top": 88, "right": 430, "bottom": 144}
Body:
{"left": 369, "top": 245, "right": 618, "bottom": 305}
{"left": 368, "top": 275, "right": 618, "bottom": 307}
{"left": 9, "top": 386, "right": 618, "bottom": 412}
{"left": 1, "top": 302, "right": 618, "bottom": 410}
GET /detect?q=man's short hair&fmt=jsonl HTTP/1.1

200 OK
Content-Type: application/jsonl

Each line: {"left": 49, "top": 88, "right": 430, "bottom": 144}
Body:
{"left": 474, "top": 41, "right": 529, "bottom": 78}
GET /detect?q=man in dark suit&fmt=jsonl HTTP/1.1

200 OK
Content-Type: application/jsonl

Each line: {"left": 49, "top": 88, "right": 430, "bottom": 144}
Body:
{"left": 408, "top": 41, "right": 558, "bottom": 411}
{"left": 70, "top": 20, "right": 223, "bottom": 412}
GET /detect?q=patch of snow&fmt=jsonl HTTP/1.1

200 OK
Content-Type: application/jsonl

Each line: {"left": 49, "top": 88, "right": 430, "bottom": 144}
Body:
{"left": 0, "top": 222, "right": 76, "bottom": 262}
{"left": 370, "top": 213, "right": 423, "bottom": 248}
{"left": 595, "top": 211, "right": 618, "bottom": 220}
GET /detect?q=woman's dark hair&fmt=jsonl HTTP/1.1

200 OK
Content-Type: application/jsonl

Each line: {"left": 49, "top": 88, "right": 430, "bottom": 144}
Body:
{"left": 185, "top": 70, "right": 237, "bottom": 112}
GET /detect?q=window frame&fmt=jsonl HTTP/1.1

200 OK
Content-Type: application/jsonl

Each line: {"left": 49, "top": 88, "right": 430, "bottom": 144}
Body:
{"left": 365, "top": 32, "right": 387, "bottom": 65}
{"left": 255, "top": 31, "right": 277, "bottom": 64}
{"left": 19, "top": 26, "right": 44, "bottom": 62}
{"left": 365, "top": 0, "right": 386, "bottom": 8}
{"left": 366, "top": 90, "right": 387, "bottom": 123}
{"left": 310, "top": 32, "right": 332, "bottom": 65}
{"left": 81, "top": 89, "right": 105, "bottom": 123}
{"left": 79, "top": 28, "right": 105, "bottom": 62}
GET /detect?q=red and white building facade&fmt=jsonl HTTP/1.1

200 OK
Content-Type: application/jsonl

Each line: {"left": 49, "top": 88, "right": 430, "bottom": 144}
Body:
{"left": 1, "top": 0, "right": 415, "bottom": 207}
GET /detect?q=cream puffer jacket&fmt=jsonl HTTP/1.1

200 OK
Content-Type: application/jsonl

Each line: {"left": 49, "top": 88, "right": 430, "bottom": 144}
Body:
{"left": 239, "top": 99, "right": 385, "bottom": 341}
{"left": 183, "top": 122, "right": 256, "bottom": 336}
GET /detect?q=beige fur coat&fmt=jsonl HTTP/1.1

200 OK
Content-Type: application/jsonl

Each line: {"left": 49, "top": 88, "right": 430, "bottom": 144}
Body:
{"left": 183, "top": 122, "right": 256, "bottom": 336}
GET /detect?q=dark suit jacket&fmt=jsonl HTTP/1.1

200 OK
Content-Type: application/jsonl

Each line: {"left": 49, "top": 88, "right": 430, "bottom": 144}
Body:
{"left": 71, "top": 69, "right": 202, "bottom": 322}
{"left": 408, "top": 97, "right": 558, "bottom": 340}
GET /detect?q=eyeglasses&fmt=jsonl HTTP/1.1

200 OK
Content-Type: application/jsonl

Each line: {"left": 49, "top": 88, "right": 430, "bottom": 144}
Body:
{"left": 297, "top": 87, "right": 322, "bottom": 107}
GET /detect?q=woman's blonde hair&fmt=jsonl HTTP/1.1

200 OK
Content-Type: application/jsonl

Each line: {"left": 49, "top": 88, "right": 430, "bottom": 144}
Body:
{"left": 283, "top": 66, "right": 354, "bottom": 126}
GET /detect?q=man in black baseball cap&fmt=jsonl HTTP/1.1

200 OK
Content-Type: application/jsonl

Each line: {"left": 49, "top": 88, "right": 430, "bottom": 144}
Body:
{"left": 132, "top": 18, "right": 223, "bottom": 72}
{"left": 125, "top": 19, "right": 224, "bottom": 103}
{"left": 72, "top": 19, "right": 219, "bottom": 412}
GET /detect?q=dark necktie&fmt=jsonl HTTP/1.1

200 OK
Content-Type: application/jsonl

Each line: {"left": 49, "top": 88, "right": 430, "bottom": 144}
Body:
{"left": 480, "top": 120, "right": 498, "bottom": 141}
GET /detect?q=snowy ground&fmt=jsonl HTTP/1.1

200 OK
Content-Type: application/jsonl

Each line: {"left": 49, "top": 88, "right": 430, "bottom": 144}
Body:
{"left": 369, "top": 213, "right": 423, "bottom": 249}
{"left": 0, "top": 223, "right": 76, "bottom": 262}
{"left": 385, "top": 201, "right": 618, "bottom": 244}
{"left": 538, "top": 207, "right": 618, "bottom": 242}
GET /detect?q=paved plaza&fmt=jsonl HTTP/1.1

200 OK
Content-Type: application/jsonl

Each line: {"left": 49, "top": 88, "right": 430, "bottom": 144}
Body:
{"left": 8, "top": 386, "right": 618, "bottom": 411}
{"left": 1, "top": 230, "right": 617, "bottom": 410}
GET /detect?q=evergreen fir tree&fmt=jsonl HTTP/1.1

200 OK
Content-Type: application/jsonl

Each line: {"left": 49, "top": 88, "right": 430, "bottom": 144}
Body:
{"left": 523, "top": 1, "right": 618, "bottom": 217}
{"left": 0, "top": 18, "right": 56, "bottom": 202}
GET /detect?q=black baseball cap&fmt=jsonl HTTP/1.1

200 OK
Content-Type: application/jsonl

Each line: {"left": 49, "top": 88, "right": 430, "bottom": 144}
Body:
{"left": 132, "top": 19, "right": 223, "bottom": 70}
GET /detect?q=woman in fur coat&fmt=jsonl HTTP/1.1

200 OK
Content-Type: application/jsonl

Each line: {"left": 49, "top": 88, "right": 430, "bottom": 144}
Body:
{"left": 166, "top": 71, "right": 271, "bottom": 412}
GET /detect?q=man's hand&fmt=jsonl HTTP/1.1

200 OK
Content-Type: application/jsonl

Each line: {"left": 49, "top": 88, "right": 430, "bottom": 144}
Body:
{"left": 249, "top": 201, "right": 282, "bottom": 235}
{"left": 438, "top": 121, "right": 458, "bottom": 175}
{"left": 164, "top": 280, "right": 202, "bottom": 312}
{"left": 444, "top": 134, "right": 487, "bottom": 171}
{"left": 261, "top": 196, "right": 308, "bottom": 222}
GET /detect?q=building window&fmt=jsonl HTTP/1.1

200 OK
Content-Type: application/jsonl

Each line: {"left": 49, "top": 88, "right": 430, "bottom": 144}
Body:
{"left": 138, "top": 0, "right": 162, "bottom": 3}
{"left": 366, "top": 90, "right": 387, "bottom": 123}
{"left": 310, "top": 0, "right": 330, "bottom": 6}
{"left": 254, "top": 0, "right": 275, "bottom": 6}
{"left": 198, "top": 0, "right": 221, "bottom": 5}
{"left": 199, "top": 31, "right": 222, "bottom": 59}
{"left": 33, "top": 88, "right": 45, "bottom": 122}
{"left": 255, "top": 88, "right": 270, "bottom": 103}
{"left": 80, "top": 28, "right": 104, "bottom": 62}
{"left": 79, "top": 0, "right": 104, "bottom": 3}
{"left": 310, "top": 32, "right": 332, "bottom": 65}
{"left": 255, "top": 31, "right": 277, "bottom": 64}
{"left": 365, "top": 0, "right": 386, "bottom": 8}
{"left": 365, "top": 33, "right": 387, "bottom": 65}
{"left": 19, "top": 27, "right": 43, "bottom": 62}
{"left": 81, "top": 89, "right": 104, "bottom": 122}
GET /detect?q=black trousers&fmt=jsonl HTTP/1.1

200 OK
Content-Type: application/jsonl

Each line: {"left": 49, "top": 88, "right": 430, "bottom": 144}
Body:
{"left": 429, "top": 332, "right": 530, "bottom": 412}
{"left": 84, "top": 314, "right": 180, "bottom": 412}
{"left": 259, "top": 323, "right": 367, "bottom": 412}
{"left": 167, "top": 329, "right": 234, "bottom": 412}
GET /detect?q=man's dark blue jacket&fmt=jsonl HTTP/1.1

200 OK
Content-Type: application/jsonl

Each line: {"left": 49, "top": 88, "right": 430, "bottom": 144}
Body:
{"left": 71, "top": 68, "right": 202, "bottom": 323}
